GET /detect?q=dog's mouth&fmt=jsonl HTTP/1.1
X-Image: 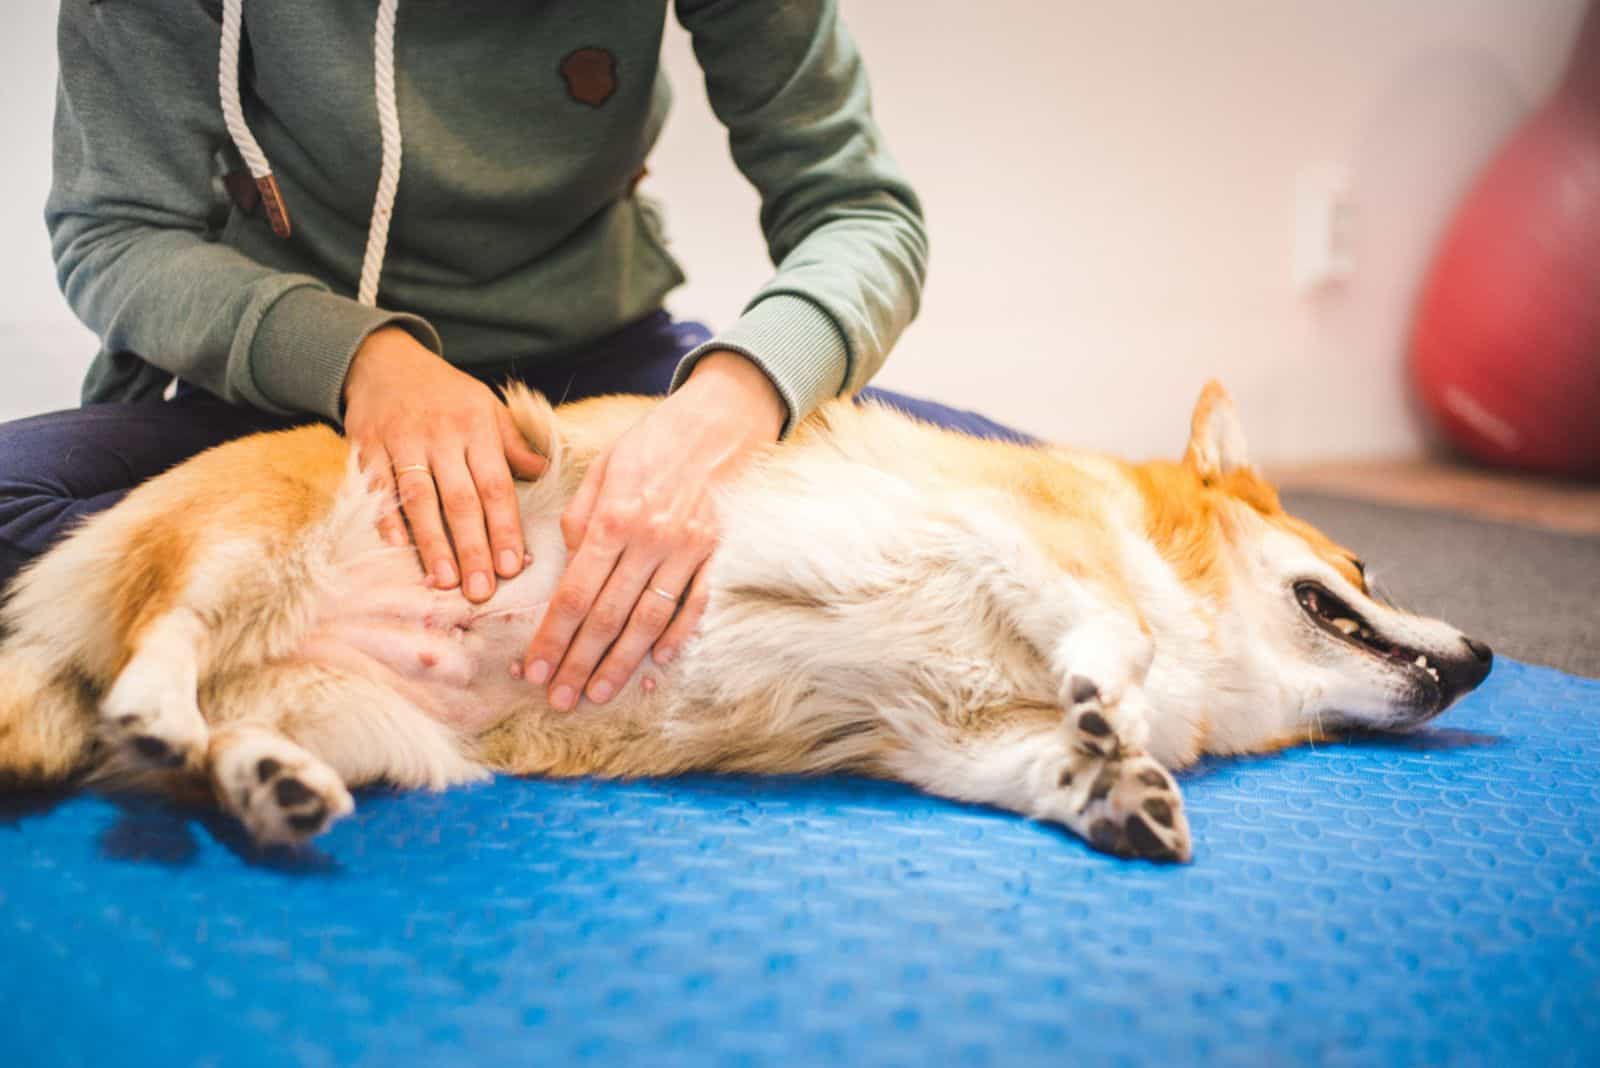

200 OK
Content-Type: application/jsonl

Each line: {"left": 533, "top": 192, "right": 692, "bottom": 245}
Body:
{"left": 1294, "top": 581, "right": 1442, "bottom": 696}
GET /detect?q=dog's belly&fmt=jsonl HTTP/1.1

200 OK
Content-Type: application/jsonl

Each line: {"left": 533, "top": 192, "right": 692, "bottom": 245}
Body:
{"left": 293, "top": 535, "right": 566, "bottom": 734}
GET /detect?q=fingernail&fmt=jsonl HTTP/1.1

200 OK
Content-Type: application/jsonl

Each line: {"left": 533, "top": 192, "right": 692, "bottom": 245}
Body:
{"left": 499, "top": 550, "right": 520, "bottom": 576}
{"left": 589, "top": 679, "right": 614, "bottom": 703}
{"left": 435, "top": 560, "right": 458, "bottom": 587}
{"left": 466, "top": 572, "right": 490, "bottom": 600}
{"left": 527, "top": 660, "right": 551, "bottom": 685}
{"left": 550, "top": 684, "right": 575, "bottom": 710}
{"left": 508, "top": 660, "right": 523, "bottom": 679}
{"left": 654, "top": 647, "right": 676, "bottom": 665}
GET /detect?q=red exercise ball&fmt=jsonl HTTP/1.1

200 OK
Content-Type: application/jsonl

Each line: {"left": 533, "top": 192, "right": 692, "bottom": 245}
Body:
{"left": 1411, "top": 3, "right": 1600, "bottom": 479}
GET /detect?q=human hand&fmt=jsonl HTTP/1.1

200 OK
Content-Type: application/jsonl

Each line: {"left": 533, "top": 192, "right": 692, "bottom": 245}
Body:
{"left": 522, "top": 350, "right": 787, "bottom": 710}
{"left": 343, "top": 326, "right": 547, "bottom": 602}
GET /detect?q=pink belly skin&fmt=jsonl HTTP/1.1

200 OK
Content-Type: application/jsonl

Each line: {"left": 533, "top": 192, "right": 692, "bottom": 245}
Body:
{"left": 295, "top": 546, "right": 557, "bottom": 733}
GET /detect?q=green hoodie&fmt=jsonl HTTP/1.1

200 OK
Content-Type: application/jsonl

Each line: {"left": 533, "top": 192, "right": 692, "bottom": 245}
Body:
{"left": 47, "top": 1, "right": 928, "bottom": 435}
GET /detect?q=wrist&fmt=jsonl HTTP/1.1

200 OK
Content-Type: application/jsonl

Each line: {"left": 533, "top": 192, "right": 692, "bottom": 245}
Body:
{"left": 343, "top": 325, "right": 420, "bottom": 407}
{"left": 685, "top": 349, "right": 788, "bottom": 442}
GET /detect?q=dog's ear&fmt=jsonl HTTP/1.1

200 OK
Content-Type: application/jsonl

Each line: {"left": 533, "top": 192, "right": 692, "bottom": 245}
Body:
{"left": 1182, "top": 380, "right": 1250, "bottom": 482}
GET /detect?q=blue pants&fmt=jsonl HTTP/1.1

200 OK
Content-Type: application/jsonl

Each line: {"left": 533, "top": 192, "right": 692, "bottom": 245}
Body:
{"left": 0, "top": 313, "right": 1033, "bottom": 593}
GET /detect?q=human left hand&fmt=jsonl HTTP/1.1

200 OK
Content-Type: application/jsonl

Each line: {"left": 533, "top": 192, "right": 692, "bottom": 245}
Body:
{"left": 522, "top": 350, "right": 787, "bottom": 710}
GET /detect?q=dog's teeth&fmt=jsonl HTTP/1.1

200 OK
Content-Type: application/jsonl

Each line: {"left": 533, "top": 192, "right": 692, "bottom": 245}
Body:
{"left": 1427, "top": 666, "right": 1440, "bottom": 682}
{"left": 1333, "top": 618, "right": 1359, "bottom": 635}
{"left": 1414, "top": 655, "right": 1427, "bottom": 668}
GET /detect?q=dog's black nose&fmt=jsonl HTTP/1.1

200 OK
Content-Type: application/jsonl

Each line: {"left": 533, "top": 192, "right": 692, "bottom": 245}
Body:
{"left": 1437, "top": 637, "right": 1494, "bottom": 705}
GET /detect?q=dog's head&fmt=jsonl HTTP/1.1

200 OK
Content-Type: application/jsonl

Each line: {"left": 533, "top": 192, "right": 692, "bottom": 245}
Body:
{"left": 1146, "top": 382, "right": 1492, "bottom": 752}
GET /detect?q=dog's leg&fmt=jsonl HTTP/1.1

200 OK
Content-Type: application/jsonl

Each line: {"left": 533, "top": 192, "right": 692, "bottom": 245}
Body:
{"left": 986, "top": 594, "right": 1189, "bottom": 860}
{"left": 198, "top": 661, "right": 486, "bottom": 846}
{"left": 898, "top": 512, "right": 1188, "bottom": 858}
{"left": 100, "top": 607, "right": 211, "bottom": 771}
{"left": 202, "top": 659, "right": 487, "bottom": 847}
{"left": 935, "top": 510, "right": 1161, "bottom": 740}
{"left": 885, "top": 700, "right": 1191, "bottom": 862}
{"left": 208, "top": 722, "right": 354, "bottom": 846}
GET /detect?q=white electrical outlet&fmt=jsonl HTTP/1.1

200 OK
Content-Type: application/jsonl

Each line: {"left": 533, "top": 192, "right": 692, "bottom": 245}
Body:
{"left": 1294, "top": 165, "right": 1354, "bottom": 293}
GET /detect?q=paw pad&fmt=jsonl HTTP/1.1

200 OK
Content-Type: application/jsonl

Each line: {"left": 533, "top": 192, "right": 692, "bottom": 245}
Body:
{"left": 261, "top": 771, "right": 333, "bottom": 837}
{"left": 103, "top": 705, "right": 208, "bottom": 772}
{"left": 1143, "top": 797, "right": 1174, "bottom": 827}
{"left": 1078, "top": 710, "right": 1112, "bottom": 737}
{"left": 132, "top": 735, "right": 184, "bottom": 768}
{"left": 1122, "top": 813, "right": 1170, "bottom": 859}
{"left": 215, "top": 734, "right": 353, "bottom": 847}
{"left": 274, "top": 777, "right": 315, "bottom": 806}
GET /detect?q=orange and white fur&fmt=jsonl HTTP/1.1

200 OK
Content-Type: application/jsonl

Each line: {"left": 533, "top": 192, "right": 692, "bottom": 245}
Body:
{"left": 0, "top": 383, "right": 1492, "bottom": 861}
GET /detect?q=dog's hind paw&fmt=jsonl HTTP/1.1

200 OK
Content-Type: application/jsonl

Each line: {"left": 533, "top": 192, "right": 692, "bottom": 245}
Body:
{"left": 100, "top": 679, "right": 209, "bottom": 773}
{"left": 1050, "top": 692, "right": 1191, "bottom": 863}
{"left": 209, "top": 727, "right": 354, "bottom": 847}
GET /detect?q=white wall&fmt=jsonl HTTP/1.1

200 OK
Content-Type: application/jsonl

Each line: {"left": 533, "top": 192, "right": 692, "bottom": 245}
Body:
{"left": 2, "top": 2, "right": 1583, "bottom": 461}
{"left": 1, "top": 2, "right": 98, "bottom": 424}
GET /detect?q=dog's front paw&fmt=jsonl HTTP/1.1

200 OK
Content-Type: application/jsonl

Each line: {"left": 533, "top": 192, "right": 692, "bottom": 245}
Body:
{"left": 1050, "top": 689, "right": 1191, "bottom": 862}
{"left": 210, "top": 728, "right": 354, "bottom": 847}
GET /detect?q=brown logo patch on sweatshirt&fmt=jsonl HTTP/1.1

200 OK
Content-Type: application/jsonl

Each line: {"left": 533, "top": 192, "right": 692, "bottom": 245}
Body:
{"left": 560, "top": 48, "right": 617, "bottom": 107}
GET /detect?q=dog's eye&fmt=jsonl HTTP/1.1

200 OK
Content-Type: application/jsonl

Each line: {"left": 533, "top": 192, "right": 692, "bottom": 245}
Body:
{"left": 1367, "top": 574, "right": 1398, "bottom": 608}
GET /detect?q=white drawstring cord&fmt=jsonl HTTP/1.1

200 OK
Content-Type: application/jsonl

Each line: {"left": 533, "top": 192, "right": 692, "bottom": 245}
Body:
{"left": 359, "top": 0, "right": 403, "bottom": 307}
{"left": 219, "top": 0, "right": 404, "bottom": 306}
{"left": 218, "top": 0, "right": 268, "bottom": 180}
{"left": 218, "top": 0, "right": 291, "bottom": 237}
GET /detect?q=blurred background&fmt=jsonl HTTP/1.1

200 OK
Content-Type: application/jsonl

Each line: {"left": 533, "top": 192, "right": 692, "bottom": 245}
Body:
{"left": 0, "top": 1, "right": 1586, "bottom": 466}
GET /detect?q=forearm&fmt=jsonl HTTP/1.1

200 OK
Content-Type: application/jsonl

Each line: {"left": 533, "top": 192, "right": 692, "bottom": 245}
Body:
{"left": 681, "top": 349, "right": 787, "bottom": 444}
{"left": 51, "top": 216, "right": 432, "bottom": 419}
{"left": 675, "top": 0, "right": 929, "bottom": 433}
{"left": 737, "top": 188, "right": 929, "bottom": 403}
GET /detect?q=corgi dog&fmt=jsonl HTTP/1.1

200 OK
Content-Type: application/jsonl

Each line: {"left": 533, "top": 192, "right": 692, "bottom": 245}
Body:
{"left": 0, "top": 383, "right": 1492, "bottom": 862}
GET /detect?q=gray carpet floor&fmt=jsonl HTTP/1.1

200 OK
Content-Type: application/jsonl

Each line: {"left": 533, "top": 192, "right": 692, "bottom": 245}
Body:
{"left": 1282, "top": 491, "right": 1600, "bottom": 679}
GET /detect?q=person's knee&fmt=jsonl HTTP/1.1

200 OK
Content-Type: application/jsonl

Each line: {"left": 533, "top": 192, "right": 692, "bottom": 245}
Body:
{"left": 0, "top": 411, "right": 130, "bottom": 582}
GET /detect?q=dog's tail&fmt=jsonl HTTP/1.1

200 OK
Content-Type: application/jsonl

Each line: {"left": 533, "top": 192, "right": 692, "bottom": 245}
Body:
{"left": 501, "top": 381, "right": 570, "bottom": 509}
{"left": 0, "top": 640, "right": 96, "bottom": 788}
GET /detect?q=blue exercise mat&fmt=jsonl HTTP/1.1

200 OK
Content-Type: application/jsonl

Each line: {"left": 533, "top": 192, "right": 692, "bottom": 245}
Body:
{"left": 3, "top": 658, "right": 1597, "bottom": 1067}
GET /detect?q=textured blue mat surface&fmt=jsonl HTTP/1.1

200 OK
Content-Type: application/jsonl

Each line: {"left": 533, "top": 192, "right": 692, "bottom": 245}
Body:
{"left": 3, "top": 658, "right": 1598, "bottom": 1067}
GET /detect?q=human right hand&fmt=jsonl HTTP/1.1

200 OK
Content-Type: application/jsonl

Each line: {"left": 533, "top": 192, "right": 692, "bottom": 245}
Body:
{"left": 342, "top": 327, "right": 547, "bottom": 602}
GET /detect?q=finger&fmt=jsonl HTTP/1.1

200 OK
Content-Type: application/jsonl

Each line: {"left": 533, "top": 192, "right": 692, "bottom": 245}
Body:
{"left": 356, "top": 440, "right": 408, "bottom": 548}
{"left": 392, "top": 450, "right": 456, "bottom": 588}
{"left": 547, "top": 542, "right": 665, "bottom": 710}
{"left": 465, "top": 431, "right": 526, "bottom": 580}
{"left": 430, "top": 448, "right": 496, "bottom": 603}
{"left": 586, "top": 549, "right": 703, "bottom": 704}
{"left": 497, "top": 406, "right": 548, "bottom": 482}
{"left": 560, "top": 449, "right": 609, "bottom": 552}
{"left": 654, "top": 565, "right": 712, "bottom": 666}
{"left": 523, "top": 514, "right": 630, "bottom": 699}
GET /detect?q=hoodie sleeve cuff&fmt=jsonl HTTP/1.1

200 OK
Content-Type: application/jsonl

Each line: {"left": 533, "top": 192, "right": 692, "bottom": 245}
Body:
{"left": 668, "top": 294, "right": 850, "bottom": 438}
{"left": 249, "top": 287, "right": 442, "bottom": 423}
